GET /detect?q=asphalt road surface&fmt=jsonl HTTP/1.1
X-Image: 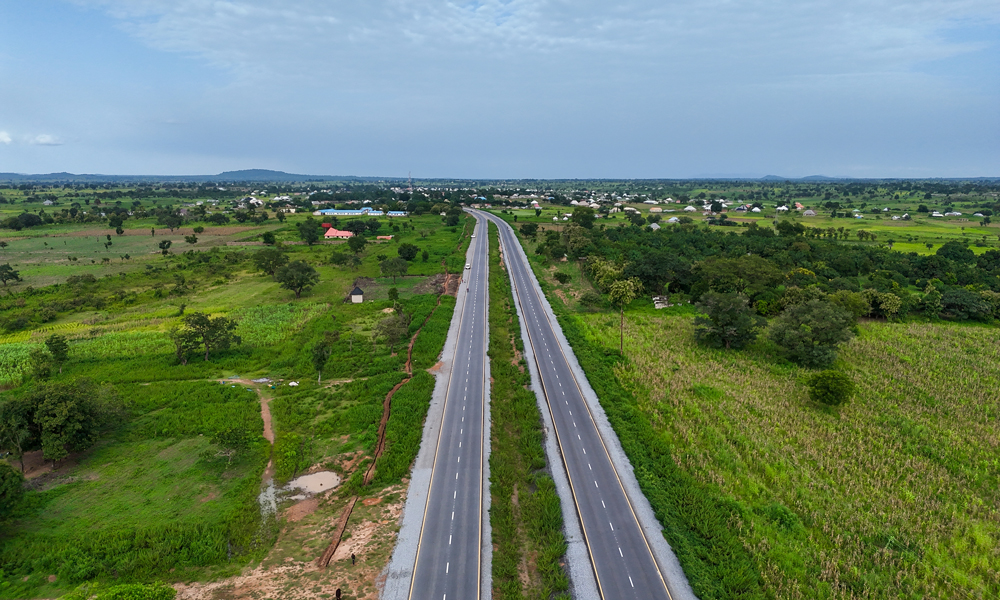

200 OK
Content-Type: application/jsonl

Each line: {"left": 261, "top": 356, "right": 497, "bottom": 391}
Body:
{"left": 409, "top": 213, "right": 489, "bottom": 600}
{"left": 480, "top": 211, "right": 673, "bottom": 600}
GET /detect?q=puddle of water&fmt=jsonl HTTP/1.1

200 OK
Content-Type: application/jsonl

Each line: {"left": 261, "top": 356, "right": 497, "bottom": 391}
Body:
{"left": 285, "top": 471, "right": 341, "bottom": 495}
{"left": 258, "top": 479, "right": 277, "bottom": 518}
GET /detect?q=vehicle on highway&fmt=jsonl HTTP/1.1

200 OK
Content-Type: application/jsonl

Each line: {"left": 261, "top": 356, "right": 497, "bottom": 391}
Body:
{"left": 465, "top": 263, "right": 471, "bottom": 269}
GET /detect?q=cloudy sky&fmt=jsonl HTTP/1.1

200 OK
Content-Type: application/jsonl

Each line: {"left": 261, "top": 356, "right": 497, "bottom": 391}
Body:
{"left": 1, "top": 0, "right": 998, "bottom": 178}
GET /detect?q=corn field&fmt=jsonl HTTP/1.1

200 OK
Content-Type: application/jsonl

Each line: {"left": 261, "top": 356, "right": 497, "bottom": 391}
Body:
{"left": 583, "top": 313, "right": 1000, "bottom": 599}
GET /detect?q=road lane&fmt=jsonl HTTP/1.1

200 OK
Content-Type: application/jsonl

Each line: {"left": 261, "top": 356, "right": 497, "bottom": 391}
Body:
{"left": 409, "top": 214, "right": 490, "bottom": 600}
{"left": 480, "top": 211, "right": 673, "bottom": 600}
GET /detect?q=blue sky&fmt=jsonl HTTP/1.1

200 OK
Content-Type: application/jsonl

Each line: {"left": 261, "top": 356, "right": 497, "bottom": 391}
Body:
{"left": 1, "top": 0, "right": 997, "bottom": 178}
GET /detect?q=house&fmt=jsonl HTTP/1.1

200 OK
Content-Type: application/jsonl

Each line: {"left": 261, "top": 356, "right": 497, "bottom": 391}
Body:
{"left": 649, "top": 207, "right": 662, "bottom": 213}
{"left": 321, "top": 223, "right": 333, "bottom": 229}
{"left": 931, "top": 212, "right": 944, "bottom": 217}
{"left": 794, "top": 202, "right": 804, "bottom": 210}
{"left": 683, "top": 205, "right": 698, "bottom": 212}
{"left": 376, "top": 235, "right": 393, "bottom": 240}
{"left": 776, "top": 205, "right": 789, "bottom": 212}
{"left": 649, "top": 222, "right": 661, "bottom": 230}
{"left": 667, "top": 216, "right": 680, "bottom": 223}
{"left": 324, "top": 228, "right": 354, "bottom": 239}
{"left": 803, "top": 210, "right": 817, "bottom": 216}
{"left": 350, "top": 286, "right": 364, "bottom": 303}
{"left": 43, "top": 200, "right": 54, "bottom": 206}
{"left": 751, "top": 207, "right": 762, "bottom": 213}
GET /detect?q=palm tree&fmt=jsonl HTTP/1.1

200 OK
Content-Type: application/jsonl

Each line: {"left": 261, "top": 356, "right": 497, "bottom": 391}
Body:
{"left": 608, "top": 278, "right": 642, "bottom": 354}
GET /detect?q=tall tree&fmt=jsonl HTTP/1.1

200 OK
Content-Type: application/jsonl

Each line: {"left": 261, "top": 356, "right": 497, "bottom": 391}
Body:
{"left": 296, "top": 217, "right": 323, "bottom": 245}
{"left": 608, "top": 277, "right": 642, "bottom": 354}
{"left": 274, "top": 260, "right": 320, "bottom": 299}
{"left": 167, "top": 326, "right": 201, "bottom": 366}
{"left": 693, "top": 292, "right": 765, "bottom": 350}
{"left": 769, "top": 299, "right": 853, "bottom": 368}
{"left": 347, "top": 235, "right": 367, "bottom": 254}
{"left": 380, "top": 257, "right": 409, "bottom": 283}
{"left": 44, "top": 334, "right": 70, "bottom": 374}
{"left": 311, "top": 331, "right": 340, "bottom": 383}
{"left": 181, "top": 312, "right": 241, "bottom": 361}
{"left": 0, "top": 415, "right": 30, "bottom": 473}
{"left": 252, "top": 247, "right": 289, "bottom": 276}
{"left": 0, "top": 263, "right": 21, "bottom": 286}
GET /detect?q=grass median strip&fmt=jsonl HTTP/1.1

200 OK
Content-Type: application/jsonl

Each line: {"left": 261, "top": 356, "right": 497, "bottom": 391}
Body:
{"left": 487, "top": 222, "right": 570, "bottom": 600}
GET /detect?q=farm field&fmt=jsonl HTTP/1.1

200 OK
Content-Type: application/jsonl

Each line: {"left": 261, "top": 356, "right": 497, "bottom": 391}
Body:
{"left": 583, "top": 313, "right": 1000, "bottom": 598}
{"left": 0, "top": 193, "right": 473, "bottom": 599}
{"left": 486, "top": 204, "right": 1000, "bottom": 599}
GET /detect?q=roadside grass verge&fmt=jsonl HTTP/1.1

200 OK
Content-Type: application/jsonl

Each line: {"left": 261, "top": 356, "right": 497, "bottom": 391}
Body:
{"left": 487, "top": 222, "right": 569, "bottom": 599}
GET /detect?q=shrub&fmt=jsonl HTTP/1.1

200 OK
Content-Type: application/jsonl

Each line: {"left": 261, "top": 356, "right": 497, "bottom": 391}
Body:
{"left": 553, "top": 271, "right": 570, "bottom": 284}
{"left": 0, "top": 461, "right": 25, "bottom": 517}
{"left": 807, "top": 370, "right": 856, "bottom": 406}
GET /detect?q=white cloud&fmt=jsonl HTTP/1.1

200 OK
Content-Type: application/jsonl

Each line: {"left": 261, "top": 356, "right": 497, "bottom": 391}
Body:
{"left": 0, "top": 131, "right": 11, "bottom": 144}
{"left": 29, "top": 134, "right": 64, "bottom": 146}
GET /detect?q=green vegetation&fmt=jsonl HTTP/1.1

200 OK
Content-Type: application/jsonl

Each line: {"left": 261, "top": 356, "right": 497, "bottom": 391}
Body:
{"left": 0, "top": 183, "right": 474, "bottom": 598}
{"left": 492, "top": 204, "right": 1000, "bottom": 598}
{"left": 486, "top": 223, "right": 569, "bottom": 599}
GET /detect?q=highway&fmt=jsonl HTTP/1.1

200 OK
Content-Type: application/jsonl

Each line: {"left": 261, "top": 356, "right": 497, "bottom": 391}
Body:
{"left": 479, "top": 211, "right": 673, "bottom": 600}
{"left": 408, "top": 213, "right": 489, "bottom": 600}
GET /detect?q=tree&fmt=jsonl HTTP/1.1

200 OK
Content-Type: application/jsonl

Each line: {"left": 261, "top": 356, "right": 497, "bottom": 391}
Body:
{"left": 311, "top": 331, "right": 340, "bottom": 383}
{"left": 167, "top": 326, "right": 200, "bottom": 366}
{"left": 519, "top": 222, "right": 538, "bottom": 238}
{"left": 212, "top": 427, "right": 252, "bottom": 466}
{"left": 158, "top": 240, "right": 172, "bottom": 255}
{"left": 608, "top": 277, "right": 642, "bottom": 354}
{"left": 0, "top": 263, "right": 21, "bottom": 286}
{"left": 193, "top": 226, "right": 205, "bottom": 234}
{"left": 0, "top": 415, "right": 30, "bottom": 473}
{"left": 917, "top": 204, "right": 929, "bottom": 213}
{"left": 262, "top": 231, "right": 276, "bottom": 245}
{"left": 181, "top": 312, "right": 241, "bottom": 361}
{"left": 344, "top": 220, "right": 369, "bottom": 236}
{"left": 374, "top": 313, "right": 410, "bottom": 353}
{"left": 421, "top": 249, "right": 429, "bottom": 262}
{"left": 0, "top": 241, "right": 8, "bottom": 251}
{"left": 45, "top": 334, "right": 70, "bottom": 374}
{"left": 28, "top": 348, "right": 52, "bottom": 380}
{"left": 275, "top": 260, "right": 320, "bottom": 299}
{"left": 184, "top": 235, "right": 198, "bottom": 245}
{"left": 380, "top": 257, "right": 409, "bottom": 283}
{"left": 161, "top": 214, "right": 183, "bottom": 232}
{"left": 330, "top": 249, "right": 348, "bottom": 266}
{"left": 571, "top": 206, "right": 595, "bottom": 229}
{"left": 710, "top": 200, "right": 723, "bottom": 213}
{"left": 693, "top": 292, "right": 765, "bottom": 350}
{"left": 252, "top": 247, "right": 289, "bottom": 276}
{"left": 397, "top": 243, "right": 419, "bottom": 261}
{"left": 388, "top": 287, "right": 399, "bottom": 301}
{"left": 347, "top": 235, "right": 367, "bottom": 254}
{"left": 769, "top": 299, "right": 854, "bottom": 368}
{"left": 107, "top": 214, "right": 124, "bottom": 230}
{"left": 296, "top": 217, "right": 323, "bottom": 245}
{"left": 807, "top": 370, "right": 856, "bottom": 406}
{"left": 19, "top": 379, "right": 116, "bottom": 464}
{"left": 0, "top": 462, "right": 24, "bottom": 517}
{"left": 920, "top": 283, "right": 943, "bottom": 319}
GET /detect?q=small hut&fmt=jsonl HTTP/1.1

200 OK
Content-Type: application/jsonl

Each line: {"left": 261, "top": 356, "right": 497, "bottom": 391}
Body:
{"left": 350, "top": 286, "right": 364, "bottom": 304}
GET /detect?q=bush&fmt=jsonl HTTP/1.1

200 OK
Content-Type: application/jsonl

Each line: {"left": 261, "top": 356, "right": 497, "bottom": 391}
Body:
{"left": 553, "top": 271, "right": 570, "bottom": 284}
{"left": 807, "top": 370, "right": 856, "bottom": 405}
{"left": 0, "top": 461, "right": 25, "bottom": 517}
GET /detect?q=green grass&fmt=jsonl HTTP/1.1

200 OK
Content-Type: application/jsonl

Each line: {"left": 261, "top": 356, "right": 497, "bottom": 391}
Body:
{"left": 579, "top": 313, "right": 1000, "bottom": 599}
{"left": 486, "top": 223, "right": 569, "bottom": 599}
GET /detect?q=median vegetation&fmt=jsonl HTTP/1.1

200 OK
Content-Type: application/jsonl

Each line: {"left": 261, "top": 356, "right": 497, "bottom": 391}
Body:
{"left": 486, "top": 223, "right": 570, "bottom": 599}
